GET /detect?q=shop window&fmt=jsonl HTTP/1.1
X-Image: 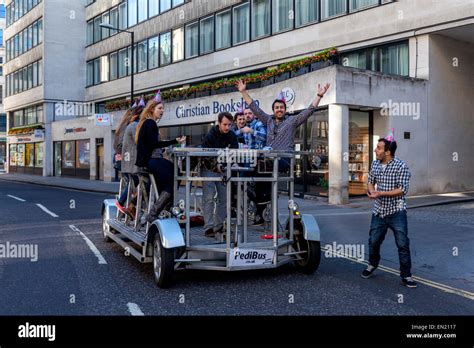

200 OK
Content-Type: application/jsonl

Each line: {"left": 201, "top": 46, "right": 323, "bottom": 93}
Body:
{"left": 76, "top": 140, "right": 91, "bottom": 169}
{"left": 62, "top": 141, "right": 76, "bottom": 169}
{"left": 35, "top": 143, "right": 43, "bottom": 168}
{"left": 348, "top": 111, "right": 370, "bottom": 195}
{"left": 25, "top": 143, "right": 35, "bottom": 167}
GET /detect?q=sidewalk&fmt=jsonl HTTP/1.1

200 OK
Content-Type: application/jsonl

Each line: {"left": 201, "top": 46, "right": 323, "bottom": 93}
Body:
{"left": 1, "top": 172, "right": 473, "bottom": 209}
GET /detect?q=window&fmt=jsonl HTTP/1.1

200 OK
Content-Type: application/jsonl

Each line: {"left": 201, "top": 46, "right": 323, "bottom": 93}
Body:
{"left": 93, "top": 58, "right": 100, "bottom": 84}
{"left": 0, "top": 29, "right": 3, "bottom": 47}
{"left": 200, "top": 16, "right": 214, "bottom": 54}
{"left": 27, "top": 64, "right": 33, "bottom": 89}
{"left": 101, "top": 13, "right": 110, "bottom": 39}
{"left": 172, "top": 27, "right": 184, "bottom": 62}
{"left": 32, "top": 62, "right": 38, "bottom": 87}
{"left": 252, "top": 0, "right": 270, "bottom": 39}
{"left": 87, "top": 61, "right": 94, "bottom": 86}
{"left": 160, "top": 32, "right": 171, "bottom": 65}
{"left": 273, "top": 0, "right": 293, "bottom": 33}
{"left": 138, "top": 40, "right": 148, "bottom": 71}
{"left": 185, "top": 22, "right": 198, "bottom": 58}
{"left": 296, "top": 0, "right": 319, "bottom": 26}
{"left": 138, "top": 0, "right": 148, "bottom": 22}
{"left": 35, "top": 143, "right": 43, "bottom": 168}
{"left": 341, "top": 41, "right": 409, "bottom": 76}
{"left": 160, "top": 0, "right": 171, "bottom": 12}
{"left": 129, "top": 45, "right": 138, "bottom": 74}
{"left": 110, "top": 7, "right": 119, "bottom": 34}
{"left": 100, "top": 55, "right": 109, "bottom": 82}
{"left": 128, "top": 0, "right": 137, "bottom": 26}
{"left": 342, "top": 51, "right": 366, "bottom": 69}
{"left": 38, "top": 60, "right": 42, "bottom": 85}
{"left": 321, "top": 0, "right": 346, "bottom": 19}
{"left": 216, "top": 10, "right": 231, "bottom": 50}
{"left": 0, "top": 4, "right": 5, "bottom": 19}
{"left": 110, "top": 52, "right": 118, "bottom": 80}
{"left": 119, "top": 2, "right": 128, "bottom": 29}
{"left": 87, "top": 20, "right": 94, "bottom": 45}
{"left": 233, "top": 3, "right": 249, "bottom": 44}
{"left": 18, "top": 31, "right": 23, "bottom": 54}
{"left": 173, "top": 0, "right": 184, "bottom": 6}
{"left": 38, "top": 19, "right": 43, "bottom": 43}
{"left": 148, "top": 36, "right": 159, "bottom": 68}
{"left": 149, "top": 0, "right": 159, "bottom": 17}
{"left": 381, "top": 42, "right": 408, "bottom": 76}
{"left": 350, "top": 0, "right": 378, "bottom": 12}
{"left": 118, "top": 48, "right": 128, "bottom": 77}
{"left": 93, "top": 16, "right": 101, "bottom": 43}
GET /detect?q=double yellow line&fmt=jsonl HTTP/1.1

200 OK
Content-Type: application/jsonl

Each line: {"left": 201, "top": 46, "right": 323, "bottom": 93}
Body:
{"left": 321, "top": 245, "right": 474, "bottom": 301}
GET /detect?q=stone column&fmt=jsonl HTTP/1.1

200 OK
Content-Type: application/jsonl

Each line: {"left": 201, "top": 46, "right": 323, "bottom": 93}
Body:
{"left": 328, "top": 104, "right": 349, "bottom": 205}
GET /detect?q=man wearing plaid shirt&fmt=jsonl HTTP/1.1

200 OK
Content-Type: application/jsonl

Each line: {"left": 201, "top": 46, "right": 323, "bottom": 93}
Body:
{"left": 241, "top": 107, "right": 267, "bottom": 150}
{"left": 361, "top": 138, "right": 417, "bottom": 288}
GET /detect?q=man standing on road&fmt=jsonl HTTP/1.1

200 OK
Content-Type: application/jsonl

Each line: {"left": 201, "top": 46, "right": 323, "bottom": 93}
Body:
{"left": 361, "top": 134, "right": 417, "bottom": 288}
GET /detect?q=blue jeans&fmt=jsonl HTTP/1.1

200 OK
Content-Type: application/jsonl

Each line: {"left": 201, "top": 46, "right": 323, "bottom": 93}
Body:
{"left": 118, "top": 174, "right": 139, "bottom": 205}
{"left": 368, "top": 210, "right": 412, "bottom": 278}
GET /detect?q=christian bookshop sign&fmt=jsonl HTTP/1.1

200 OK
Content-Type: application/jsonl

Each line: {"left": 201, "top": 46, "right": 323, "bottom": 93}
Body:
{"left": 160, "top": 96, "right": 261, "bottom": 127}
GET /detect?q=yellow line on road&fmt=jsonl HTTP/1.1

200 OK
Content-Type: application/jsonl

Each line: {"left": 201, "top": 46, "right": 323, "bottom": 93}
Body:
{"left": 321, "top": 246, "right": 474, "bottom": 301}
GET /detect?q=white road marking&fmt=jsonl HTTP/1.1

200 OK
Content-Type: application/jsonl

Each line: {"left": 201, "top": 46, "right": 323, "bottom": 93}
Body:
{"left": 7, "top": 194, "right": 26, "bottom": 202}
{"left": 36, "top": 204, "right": 59, "bottom": 218}
{"left": 127, "top": 303, "right": 144, "bottom": 316}
{"left": 321, "top": 245, "right": 474, "bottom": 301}
{"left": 69, "top": 225, "right": 107, "bottom": 265}
{"left": 314, "top": 211, "right": 370, "bottom": 216}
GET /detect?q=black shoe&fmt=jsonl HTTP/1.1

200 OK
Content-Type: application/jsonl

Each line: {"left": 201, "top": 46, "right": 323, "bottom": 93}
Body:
{"left": 401, "top": 277, "right": 417, "bottom": 288}
{"left": 204, "top": 228, "right": 215, "bottom": 238}
{"left": 361, "top": 265, "right": 376, "bottom": 279}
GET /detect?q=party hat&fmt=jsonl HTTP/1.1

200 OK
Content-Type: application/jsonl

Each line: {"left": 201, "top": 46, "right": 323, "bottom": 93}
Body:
{"left": 276, "top": 91, "right": 287, "bottom": 103}
{"left": 138, "top": 97, "right": 146, "bottom": 107}
{"left": 154, "top": 90, "right": 162, "bottom": 103}
{"left": 385, "top": 128, "right": 395, "bottom": 142}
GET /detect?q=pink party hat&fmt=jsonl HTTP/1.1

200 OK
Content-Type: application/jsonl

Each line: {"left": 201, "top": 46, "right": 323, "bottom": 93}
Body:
{"left": 385, "top": 128, "right": 395, "bottom": 142}
{"left": 276, "top": 91, "right": 287, "bottom": 103}
{"left": 154, "top": 90, "right": 162, "bottom": 103}
{"left": 138, "top": 97, "right": 146, "bottom": 107}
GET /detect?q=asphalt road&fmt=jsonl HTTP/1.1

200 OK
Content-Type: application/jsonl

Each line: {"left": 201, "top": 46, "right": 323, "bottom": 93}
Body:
{"left": 0, "top": 180, "right": 473, "bottom": 316}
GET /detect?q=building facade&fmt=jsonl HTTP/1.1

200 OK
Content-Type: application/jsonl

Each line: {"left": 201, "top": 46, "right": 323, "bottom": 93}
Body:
{"left": 0, "top": 0, "right": 6, "bottom": 171}
{"left": 4, "top": 0, "right": 474, "bottom": 204}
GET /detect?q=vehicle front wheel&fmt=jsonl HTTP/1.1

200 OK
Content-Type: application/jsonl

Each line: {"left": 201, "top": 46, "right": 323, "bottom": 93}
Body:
{"left": 153, "top": 234, "right": 175, "bottom": 288}
{"left": 293, "top": 235, "right": 321, "bottom": 274}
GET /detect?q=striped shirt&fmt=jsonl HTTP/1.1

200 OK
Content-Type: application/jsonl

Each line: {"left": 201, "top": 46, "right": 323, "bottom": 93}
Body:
{"left": 368, "top": 157, "right": 411, "bottom": 218}
{"left": 249, "top": 101, "right": 316, "bottom": 151}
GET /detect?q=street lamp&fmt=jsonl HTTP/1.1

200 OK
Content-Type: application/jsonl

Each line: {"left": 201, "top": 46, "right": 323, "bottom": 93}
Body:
{"left": 99, "top": 23, "right": 135, "bottom": 103}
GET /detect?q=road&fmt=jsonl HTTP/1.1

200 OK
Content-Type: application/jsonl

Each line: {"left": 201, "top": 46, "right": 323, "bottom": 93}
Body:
{"left": 0, "top": 180, "right": 473, "bottom": 316}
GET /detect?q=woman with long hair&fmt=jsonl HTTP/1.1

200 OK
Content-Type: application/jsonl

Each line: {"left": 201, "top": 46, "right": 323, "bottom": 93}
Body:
{"left": 115, "top": 98, "right": 145, "bottom": 214}
{"left": 135, "top": 91, "right": 186, "bottom": 223}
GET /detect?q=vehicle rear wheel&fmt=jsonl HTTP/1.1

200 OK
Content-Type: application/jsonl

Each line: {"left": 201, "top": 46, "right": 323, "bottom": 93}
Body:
{"left": 153, "top": 234, "right": 175, "bottom": 288}
{"left": 102, "top": 211, "right": 112, "bottom": 243}
{"left": 293, "top": 235, "right": 321, "bottom": 274}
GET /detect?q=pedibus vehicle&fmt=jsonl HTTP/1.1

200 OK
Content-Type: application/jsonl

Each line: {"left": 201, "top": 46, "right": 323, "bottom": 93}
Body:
{"left": 102, "top": 148, "right": 322, "bottom": 288}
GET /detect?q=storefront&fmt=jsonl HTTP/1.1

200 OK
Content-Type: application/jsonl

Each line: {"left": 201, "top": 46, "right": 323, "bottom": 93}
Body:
{"left": 51, "top": 114, "right": 116, "bottom": 181}
{"left": 53, "top": 138, "right": 91, "bottom": 179}
{"left": 157, "top": 82, "right": 373, "bottom": 197}
{"left": 8, "top": 131, "right": 44, "bottom": 175}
